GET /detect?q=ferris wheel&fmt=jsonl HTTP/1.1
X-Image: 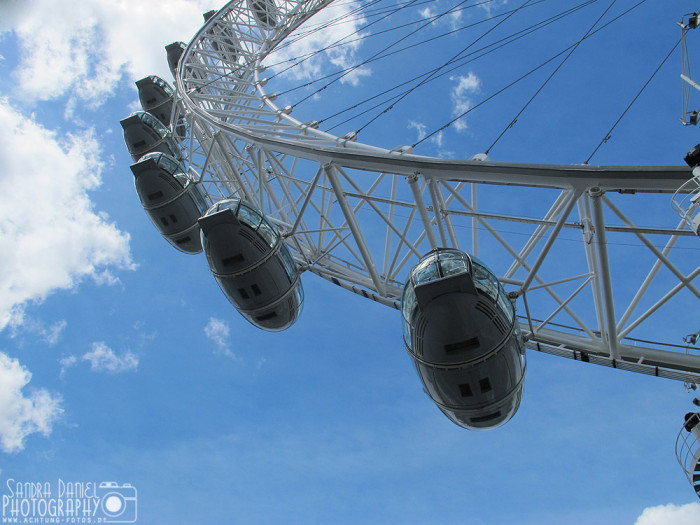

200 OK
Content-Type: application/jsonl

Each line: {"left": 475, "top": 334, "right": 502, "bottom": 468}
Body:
{"left": 121, "top": 0, "right": 700, "bottom": 445}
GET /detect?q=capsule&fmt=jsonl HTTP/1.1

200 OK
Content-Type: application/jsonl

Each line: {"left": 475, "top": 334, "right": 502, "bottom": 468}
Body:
{"left": 203, "top": 10, "right": 241, "bottom": 65}
{"left": 136, "top": 75, "right": 186, "bottom": 138}
{"left": 120, "top": 111, "right": 181, "bottom": 162}
{"left": 165, "top": 42, "right": 186, "bottom": 79}
{"left": 249, "top": 0, "right": 278, "bottom": 30}
{"left": 165, "top": 40, "right": 207, "bottom": 86}
{"left": 199, "top": 198, "right": 303, "bottom": 331}
{"left": 130, "top": 153, "right": 207, "bottom": 254}
{"left": 401, "top": 248, "right": 526, "bottom": 430}
{"left": 136, "top": 75, "right": 175, "bottom": 126}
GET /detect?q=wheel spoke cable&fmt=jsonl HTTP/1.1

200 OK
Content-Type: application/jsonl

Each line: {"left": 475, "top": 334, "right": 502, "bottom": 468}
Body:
{"left": 290, "top": 0, "right": 480, "bottom": 108}
{"left": 352, "top": 0, "right": 537, "bottom": 136}
{"left": 484, "top": 0, "right": 619, "bottom": 156}
{"left": 272, "top": 0, "right": 516, "bottom": 97}
{"left": 413, "top": 0, "right": 650, "bottom": 149}
{"left": 585, "top": 34, "right": 684, "bottom": 164}
{"left": 319, "top": 0, "right": 597, "bottom": 131}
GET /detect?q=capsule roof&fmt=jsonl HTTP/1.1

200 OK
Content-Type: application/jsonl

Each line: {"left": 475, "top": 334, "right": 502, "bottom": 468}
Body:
{"left": 408, "top": 248, "right": 509, "bottom": 305}
{"left": 131, "top": 150, "right": 184, "bottom": 174}
{"left": 201, "top": 198, "right": 242, "bottom": 221}
{"left": 406, "top": 248, "right": 514, "bottom": 323}
{"left": 129, "top": 152, "right": 193, "bottom": 207}
{"left": 409, "top": 248, "right": 471, "bottom": 286}
{"left": 199, "top": 198, "right": 274, "bottom": 244}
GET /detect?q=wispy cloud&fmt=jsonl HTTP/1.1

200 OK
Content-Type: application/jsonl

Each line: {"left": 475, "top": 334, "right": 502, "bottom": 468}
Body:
{"left": 42, "top": 320, "right": 67, "bottom": 345}
{"left": 419, "top": 7, "right": 437, "bottom": 19}
{"left": 82, "top": 342, "right": 138, "bottom": 373}
{"left": 448, "top": 9, "right": 463, "bottom": 30}
{"left": 420, "top": 4, "right": 462, "bottom": 30}
{"left": 0, "top": 351, "right": 63, "bottom": 453}
{"left": 450, "top": 72, "right": 480, "bottom": 131}
{"left": 60, "top": 342, "right": 138, "bottom": 376}
{"left": 58, "top": 355, "right": 78, "bottom": 378}
{"left": 204, "top": 317, "right": 239, "bottom": 360}
{"left": 408, "top": 120, "right": 443, "bottom": 148}
{"left": 8, "top": 317, "right": 67, "bottom": 346}
{"left": 479, "top": 0, "right": 510, "bottom": 18}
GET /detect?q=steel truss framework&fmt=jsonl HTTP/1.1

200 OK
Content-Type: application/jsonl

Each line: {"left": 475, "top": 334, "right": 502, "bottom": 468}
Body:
{"left": 169, "top": 0, "right": 700, "bottom": 382}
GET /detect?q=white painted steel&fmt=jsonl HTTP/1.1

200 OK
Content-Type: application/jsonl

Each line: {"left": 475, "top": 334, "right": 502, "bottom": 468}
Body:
{"left": 170, "top": 0, "right": 700, "bottom": 381}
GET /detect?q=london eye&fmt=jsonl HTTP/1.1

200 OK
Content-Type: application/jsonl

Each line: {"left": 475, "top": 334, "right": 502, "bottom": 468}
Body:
{"left": 120, "top": 0, "right": 700, "bottom": 496}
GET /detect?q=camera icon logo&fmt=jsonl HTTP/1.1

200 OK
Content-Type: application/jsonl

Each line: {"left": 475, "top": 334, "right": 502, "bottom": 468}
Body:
{"left": 97, "top": 482, "right": 137, "bottom": 523}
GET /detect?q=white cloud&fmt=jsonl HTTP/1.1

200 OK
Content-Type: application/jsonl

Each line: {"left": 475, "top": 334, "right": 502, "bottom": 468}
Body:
{"left": 0, "top": 351, "right": 63, "bottom": 453}
{"left": 450, "top": 72, "right": 480, "bottom": 131}
{"left": 42, "top": 320, "right": 67, "bottom": 345}
{"left": 420, "top": 7, "right": 437, "bottom": 19}
{"left": 0, "top": 99, "right": 135, "bottom": 331}
{"left": 61, "top": 342, "right": 138, "bottom": 376}
{"left": 205, "top": 317, "right": 229, "bottom": 348}
{"left": 9, "top": 317, "right": 67, "bottom": 346}
{"left": 204, "top": 317, "right": 238, "bottom": 360}
{"left": 420, "top": 4, "right": 462, "bottom": 30}
{"left": 408, "top": 120, "right": 443, "bottom": 148}
{"left": 269, "top": 0, "right": 370, "bottom": 86}
{"left": 58, "top": 355, "right": 78, "bottom": 378}
{"left": 4, "top": 0, "right": 211, "bottom": 107}
{"left": 448, "top": 10, "right": 463, "bottom": 30}
{"left": 634, "top": 502, "right": 700, "bottom": 525}
{"left": 81, "top": 342, "right": 138, "bottom": 373}
{"left": 480, "top": 0, "right": 509, "bottom": 18}
{"left": 4, "top": 0, "right": 370, "bottom": 107}
{"left": 408, "top": 120, "right": 427, "bottom": 141}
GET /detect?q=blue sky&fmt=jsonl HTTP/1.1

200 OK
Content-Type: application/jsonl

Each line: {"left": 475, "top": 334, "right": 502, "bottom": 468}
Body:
{"left": 0, "top": 0, "right": 699, "bottom": 523}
